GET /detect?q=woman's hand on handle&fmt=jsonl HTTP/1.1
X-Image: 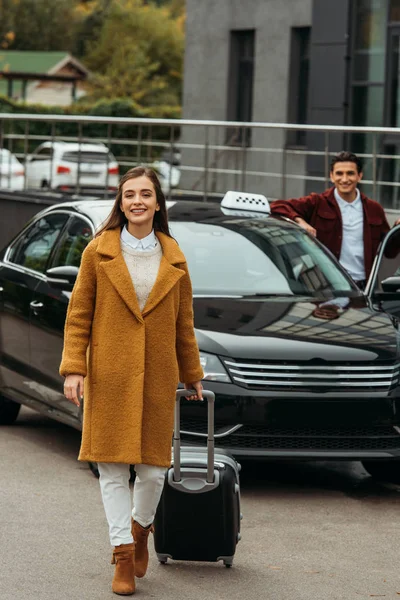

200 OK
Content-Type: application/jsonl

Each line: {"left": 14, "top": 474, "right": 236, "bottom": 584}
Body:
{"left": 63, "top": 374, "right": 84, "bottom": 407}
{"left": 184, "top": 381, "right": 203, "bottom": 401}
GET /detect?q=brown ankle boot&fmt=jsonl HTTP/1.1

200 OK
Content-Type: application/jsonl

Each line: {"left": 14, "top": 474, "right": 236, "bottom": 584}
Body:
{"left": 111, "top": 542, "right": 136, "bottom": 595}
{"left": 132, "top": 519, "right": 154, "bottom": 578}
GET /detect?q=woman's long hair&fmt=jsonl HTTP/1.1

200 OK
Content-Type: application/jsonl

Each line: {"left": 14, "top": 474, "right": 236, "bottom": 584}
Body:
{"left": 96, "top": 166, "right": 172, "bottom": 238}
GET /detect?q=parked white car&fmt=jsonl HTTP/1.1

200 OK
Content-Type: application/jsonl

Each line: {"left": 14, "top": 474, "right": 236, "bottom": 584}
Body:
{"left": 0, "top": 149, "right": 25, "bottom": 190}
{"left": 152, "top": 146, "right": 181, "bottom": 193}
{"left": 25, "top": 142, "right": 119, "bottom": 191}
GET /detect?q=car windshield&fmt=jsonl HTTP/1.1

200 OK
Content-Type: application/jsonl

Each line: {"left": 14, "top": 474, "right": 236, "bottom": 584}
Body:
{"left": 170, "top": 220, "right": 354, "bottom": 296}
{"left": 61, "top": 151, "right": 114, "bottom": 163}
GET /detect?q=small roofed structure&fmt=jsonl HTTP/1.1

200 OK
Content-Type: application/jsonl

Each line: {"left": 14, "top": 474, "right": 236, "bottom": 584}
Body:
{"left": 0, "top": 51, "right": 89, "bottom": 106}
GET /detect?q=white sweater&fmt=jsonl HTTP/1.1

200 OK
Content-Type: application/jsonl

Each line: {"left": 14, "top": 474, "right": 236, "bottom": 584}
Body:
{"left": 121, "top": 241, "right": 162, "bottom": 311}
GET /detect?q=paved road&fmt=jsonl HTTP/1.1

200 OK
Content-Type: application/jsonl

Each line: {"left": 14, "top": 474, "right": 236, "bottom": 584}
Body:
{"left": 1, "top": 407, "right": 400, "bottom": 600}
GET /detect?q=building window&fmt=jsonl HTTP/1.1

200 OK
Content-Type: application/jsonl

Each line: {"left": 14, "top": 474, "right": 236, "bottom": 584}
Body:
{"left": 227, "top": 29, "right": 255, "bottom": 145}
{"left": 353, "top": 0, "right": 387, "bottom": 86}
{"left": 287, "top": 27, "right": 311, "bottom": 147}
{"left": 350, "top": 0, "right": 400, "bottom": 207}
{"left": 381, "top": 21, "right": 400, "bottom": 207}
{"left": 390, "top": 0, "right": 400, "bottom": 21}
{"left": 349, "top": 0, "right": 387, "bottom": 201}
{"left": 350, "top": 0, "right": 387, "bottom": 137}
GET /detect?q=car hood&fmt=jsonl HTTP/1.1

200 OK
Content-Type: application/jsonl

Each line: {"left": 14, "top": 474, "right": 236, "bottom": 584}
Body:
{"left": 193, "top": 296, "right": 399, "bottom": 362}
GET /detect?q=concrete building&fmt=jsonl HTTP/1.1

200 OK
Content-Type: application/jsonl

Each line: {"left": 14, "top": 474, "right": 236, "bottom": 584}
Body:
{"left": 182, "top": 0, "right": 400, "bottom": 209}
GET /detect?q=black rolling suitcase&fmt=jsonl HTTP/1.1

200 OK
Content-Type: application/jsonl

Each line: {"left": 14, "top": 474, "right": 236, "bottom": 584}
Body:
{"left": 153, "top": 389, "right": 242, "bottom": 567}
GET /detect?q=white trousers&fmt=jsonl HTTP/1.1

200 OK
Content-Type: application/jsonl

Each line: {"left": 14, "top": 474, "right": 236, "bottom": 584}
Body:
{"left": 98, "top": 462, "right": 166, "bottom": 547}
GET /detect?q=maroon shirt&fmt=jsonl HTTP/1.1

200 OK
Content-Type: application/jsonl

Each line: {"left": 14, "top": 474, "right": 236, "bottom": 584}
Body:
{"left": 270, "top": 187, "right": 390, "bottom": 279}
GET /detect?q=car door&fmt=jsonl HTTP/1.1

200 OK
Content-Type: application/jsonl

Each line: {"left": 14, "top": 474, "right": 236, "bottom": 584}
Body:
{"left": 0, "top": 212, "right": 68, "bottom": 405}
{"left": 366, "top": 224, "right": 400, "bottom": 317}
{"left": 28, "top": 214, "right": 93, "bottom": 421}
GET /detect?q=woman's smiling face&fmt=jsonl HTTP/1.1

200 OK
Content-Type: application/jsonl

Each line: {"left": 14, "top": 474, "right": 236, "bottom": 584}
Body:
{"left": 120, "top": 175, "right": 160, "bottom": 235}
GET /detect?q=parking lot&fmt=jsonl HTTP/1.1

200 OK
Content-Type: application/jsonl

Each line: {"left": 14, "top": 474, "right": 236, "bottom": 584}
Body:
{"left": 3, "top": 2, "right": 400, "bottom": 599}
{"left": 1, "top": 406, "right": 399, "bottom": 600}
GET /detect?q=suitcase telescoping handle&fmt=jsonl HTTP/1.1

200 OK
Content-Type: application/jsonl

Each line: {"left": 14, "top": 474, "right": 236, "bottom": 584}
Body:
{"left": 174, "top": 389, "right": 215, "bottom": 484}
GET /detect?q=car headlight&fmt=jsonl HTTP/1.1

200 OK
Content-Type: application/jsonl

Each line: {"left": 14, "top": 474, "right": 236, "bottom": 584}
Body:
{"left": 200, "top": 351, "right": 231, "bottom": 383}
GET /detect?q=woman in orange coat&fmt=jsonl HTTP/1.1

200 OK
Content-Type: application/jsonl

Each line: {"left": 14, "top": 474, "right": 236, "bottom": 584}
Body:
{"left": 60, "top": 166, "right": 204, "bottom": 596}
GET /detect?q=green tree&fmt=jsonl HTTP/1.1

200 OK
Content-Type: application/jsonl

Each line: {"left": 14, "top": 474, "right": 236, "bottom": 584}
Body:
{"left": 147, "top": 0, "right": 184, "bottom": 12}
{"left": 0, "top": 0, "right": 84, "bottom": 51}
{"left": 166, "top": 0, "right": 185, "bottom": 19}
{"left": 73, "top": 0, "right": 113, "bottom": 57}
{"left": 0, "top": 0, "right": 17, "bottom": 48}
{"left": 83, "top": 0, "right": 184, "bottom": 108}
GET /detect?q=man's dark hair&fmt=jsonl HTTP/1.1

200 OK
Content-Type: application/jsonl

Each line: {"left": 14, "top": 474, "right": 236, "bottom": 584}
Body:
{"left": 330, "top": 151, "right": 363, "bottom": 174}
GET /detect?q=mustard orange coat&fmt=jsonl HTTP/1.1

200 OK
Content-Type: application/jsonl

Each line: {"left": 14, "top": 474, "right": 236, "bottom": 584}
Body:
{"left": 59, "top": 228, "right": 204, "bottom": 467}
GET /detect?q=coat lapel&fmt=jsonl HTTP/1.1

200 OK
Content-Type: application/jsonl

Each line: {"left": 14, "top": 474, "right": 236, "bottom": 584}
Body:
{"left": 142, "top": 232, "right": 186, "bottom": 317}
{"left": 96, "top": 228, "right": 144, "bottom": 323}
{"left": 95, "top": 228, "right": 187, "bottom": 321}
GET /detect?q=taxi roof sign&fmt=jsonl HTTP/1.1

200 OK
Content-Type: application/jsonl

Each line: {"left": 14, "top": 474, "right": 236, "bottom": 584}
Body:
{"left": 221, "top": 191, "right": 270, "bottom": 214}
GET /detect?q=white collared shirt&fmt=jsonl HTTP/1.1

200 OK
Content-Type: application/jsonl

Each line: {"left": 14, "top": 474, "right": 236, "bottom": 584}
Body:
{"left": 334, "top": 188, "right": 365, "bottom": 281}
{"left": 120, "top": 226, "right": 158, "bottom": 251}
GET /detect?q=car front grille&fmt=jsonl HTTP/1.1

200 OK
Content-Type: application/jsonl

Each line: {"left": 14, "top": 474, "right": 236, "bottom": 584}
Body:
{"left": 221, "top": 359, "right": 400, "bottom": 392}
{"left": 181, "top": 422, "right": 400, "bottom": 451}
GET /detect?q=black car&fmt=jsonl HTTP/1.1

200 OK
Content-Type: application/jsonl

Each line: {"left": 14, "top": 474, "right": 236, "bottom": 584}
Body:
{"left": 1, "top": 193, "right": 400, "bottom": 481}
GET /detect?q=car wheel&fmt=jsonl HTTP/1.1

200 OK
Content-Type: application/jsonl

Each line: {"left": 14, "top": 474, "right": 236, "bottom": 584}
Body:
{"left": 0, "top": 396, "right": 21, "bottom": 425}
{"left": 361, "top": 460, "right": 400, "bottom": 484}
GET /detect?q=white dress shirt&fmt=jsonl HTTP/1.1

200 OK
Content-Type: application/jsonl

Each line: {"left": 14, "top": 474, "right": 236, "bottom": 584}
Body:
{"left": 334, "top": 188, "right": 366, "bottom": 281}
{"left": 120, "top": 226, "right": 158, "bottom": 251}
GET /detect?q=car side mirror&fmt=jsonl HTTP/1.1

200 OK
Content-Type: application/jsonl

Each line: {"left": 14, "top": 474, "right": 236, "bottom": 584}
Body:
{"left": 46, "top": 265, "right": 79, "bottom": 289}
{"left": 381, "top": 276, "right": 400, "bottom": 293}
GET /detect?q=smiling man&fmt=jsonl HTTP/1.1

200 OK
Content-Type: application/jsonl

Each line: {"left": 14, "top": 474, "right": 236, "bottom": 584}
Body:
{"left": 271, "top": 151, "right": 399, "bottom": 288}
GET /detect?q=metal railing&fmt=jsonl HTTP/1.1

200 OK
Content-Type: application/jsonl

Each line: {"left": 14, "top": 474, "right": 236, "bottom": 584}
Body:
{"left": 1, "top": 112, "right": 400, "bottom": 210}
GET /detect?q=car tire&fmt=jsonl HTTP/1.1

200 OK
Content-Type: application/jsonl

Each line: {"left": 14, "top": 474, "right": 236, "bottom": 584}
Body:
{"left": 0, "top": 396, "right": 21, "bottom": 425}
{"left": 361, "top": 460, "right": 400, "bottom": 484}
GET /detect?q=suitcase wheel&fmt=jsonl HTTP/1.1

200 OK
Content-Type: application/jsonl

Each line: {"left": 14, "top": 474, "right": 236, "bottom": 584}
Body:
{"left": 223, "top": 559, "right": 233, "bottom": 568}
{"left": 157, "top": 554, "right": 169, "bottom": 565}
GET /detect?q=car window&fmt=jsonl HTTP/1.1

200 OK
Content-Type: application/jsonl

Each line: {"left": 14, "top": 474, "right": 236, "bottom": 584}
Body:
{"left": 61, "top": 151, "right": 114, "bottom": 163}
{"left": 372, "top": 228, "right": 400, "bottom": 292}
{"left": 170, "top": 220, "right": 353, "bottom": 296}
{"left": 51, "top": 217, "right": 93, "bottom": 268}
{"left": 8, "top": 213, "right": 68, "bottom": 273}
{"left": 32, "top": 147, "right": 53, "bottom": 160}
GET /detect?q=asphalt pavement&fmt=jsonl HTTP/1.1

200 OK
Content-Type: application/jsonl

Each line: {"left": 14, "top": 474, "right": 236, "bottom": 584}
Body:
{"left": 1, "top": 406, "right": 400, "bottom": 600}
